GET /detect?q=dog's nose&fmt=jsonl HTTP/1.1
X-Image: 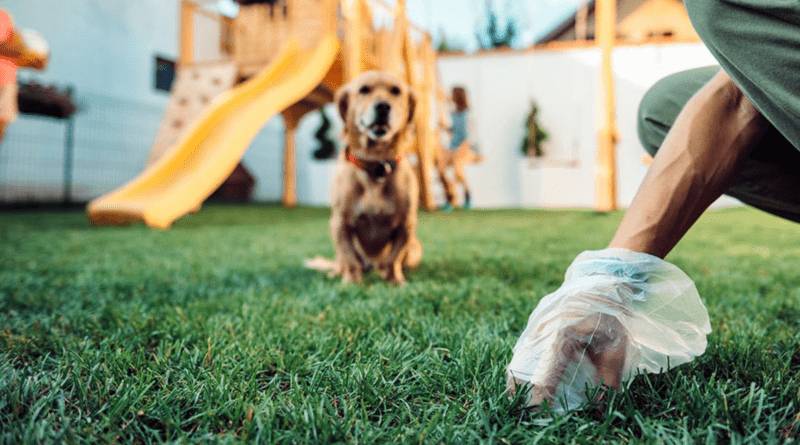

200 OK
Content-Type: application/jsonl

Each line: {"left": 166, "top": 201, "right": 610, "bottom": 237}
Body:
{"left": 375, "top": 101, "right": 391, "bottom": 120}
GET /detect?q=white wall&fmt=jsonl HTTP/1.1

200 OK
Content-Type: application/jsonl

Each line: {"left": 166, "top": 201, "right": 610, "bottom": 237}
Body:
{"left": 284, "top": 43, "right": 738, "bottom": 211}
{"left": 1, "top": 0, "right": 179, "bottom": 202}
{"left": 439, "top": 48, "right": 602, "bottom": 208}
{"left": 435, "top": 43, "right": 739, "bottom": 209}
{"left": 0, "top": 2, "right": 739, "bottom": 210}
{"left": 9, "top": 0, "right": 178, "bottom": 104}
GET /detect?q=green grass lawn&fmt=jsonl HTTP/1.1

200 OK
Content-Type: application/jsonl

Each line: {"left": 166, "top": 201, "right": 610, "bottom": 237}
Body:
{"left": 1, "top": 204, "right": 798, "bottom": 444}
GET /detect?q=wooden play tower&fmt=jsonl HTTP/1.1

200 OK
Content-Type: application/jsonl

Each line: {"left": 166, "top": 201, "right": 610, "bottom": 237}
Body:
{"left": 170, "top": 0, "right": 445, "bottom": 209}
{"left": 87, "top": 0, "right": 447, "bottom": 228}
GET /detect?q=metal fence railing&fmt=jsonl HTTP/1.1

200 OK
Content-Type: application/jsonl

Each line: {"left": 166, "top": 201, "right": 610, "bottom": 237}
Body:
{"left": 0, "top": 91, "right": 166, "bottom": 204}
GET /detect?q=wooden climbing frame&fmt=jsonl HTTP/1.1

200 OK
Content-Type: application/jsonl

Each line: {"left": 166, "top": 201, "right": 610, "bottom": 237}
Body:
{"left": 162, "top": 0, "right": 448, "bottom": 210}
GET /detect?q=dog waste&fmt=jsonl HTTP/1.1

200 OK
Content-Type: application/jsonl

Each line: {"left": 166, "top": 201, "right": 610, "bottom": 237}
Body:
{"left": 506, "top": 248, "right": 711, "bottom": 413}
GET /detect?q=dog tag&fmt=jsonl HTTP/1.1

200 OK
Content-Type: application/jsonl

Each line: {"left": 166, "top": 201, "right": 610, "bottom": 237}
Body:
{"left": 372, "top": 161, "right": 392, "bottom": 178}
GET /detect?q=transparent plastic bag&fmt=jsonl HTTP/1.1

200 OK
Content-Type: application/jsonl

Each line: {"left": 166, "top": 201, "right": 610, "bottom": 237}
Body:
{"left": 506, "top": 248, "right": 711, "bottom": 413}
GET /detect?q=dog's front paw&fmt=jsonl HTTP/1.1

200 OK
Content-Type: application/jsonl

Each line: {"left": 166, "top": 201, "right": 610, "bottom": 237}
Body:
{"left": 341, "top": 263, "right": 363, "bottom": 284}
{"left": 389, "top": 276, "right": 407, "bottom": 286}
{"left": 378, "top": 262, "right": 406, "bottom": 286}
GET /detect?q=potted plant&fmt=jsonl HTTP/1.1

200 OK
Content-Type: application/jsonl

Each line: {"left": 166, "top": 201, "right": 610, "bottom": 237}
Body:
{"left": 520, "top": 100, "right": 547, "bottom": 157}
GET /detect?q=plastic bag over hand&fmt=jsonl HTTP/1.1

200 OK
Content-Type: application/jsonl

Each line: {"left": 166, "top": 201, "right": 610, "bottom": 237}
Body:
{"left": 506, "top": 248, "right": 711, "bottom": 413}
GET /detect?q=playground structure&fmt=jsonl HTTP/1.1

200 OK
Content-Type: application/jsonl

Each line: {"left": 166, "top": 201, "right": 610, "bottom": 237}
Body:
{"left": 87, "top": 0, "right": 449, "bottom": 229}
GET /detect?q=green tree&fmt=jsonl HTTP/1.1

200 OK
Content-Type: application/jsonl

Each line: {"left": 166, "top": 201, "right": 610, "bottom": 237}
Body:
{"left": 436, "top": 27, "right": 464, "bottom": 53}
{"left": 521, "top": 101, "right": 548, "bottom": 157}
{"left": 475, "top": 0, "right": 517, "bottom": 49}
{"left": 312, "top": 108, "right": 337, "bottom": 160}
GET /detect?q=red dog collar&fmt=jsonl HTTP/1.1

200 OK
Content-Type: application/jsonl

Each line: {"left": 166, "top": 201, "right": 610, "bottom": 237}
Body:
{"left": 345, "top": 148, "right": 401, "bottom": 180}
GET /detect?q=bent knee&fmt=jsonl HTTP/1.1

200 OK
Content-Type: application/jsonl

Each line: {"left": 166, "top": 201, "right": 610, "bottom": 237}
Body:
{"left": 637, "top": 88, "right": 670, "bottom": 157}
{"left": 637, "top": 74, "right": 688, "bottom": 157}
{"left": 637, "top": 66, "right": 721, "bottom": 156}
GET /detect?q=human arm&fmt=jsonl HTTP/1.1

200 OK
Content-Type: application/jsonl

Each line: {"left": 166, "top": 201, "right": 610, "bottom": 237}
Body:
{"left": 609, "top": 70, "right": 769, "bottom": 258}
{"left": 506, "top": 70, "right": 759, "bottom": 411}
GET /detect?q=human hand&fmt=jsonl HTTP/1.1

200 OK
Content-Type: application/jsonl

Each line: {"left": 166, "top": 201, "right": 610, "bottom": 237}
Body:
{"left": 506, "top": 287, "right": 632, "bottom": 410}
{"left": 505, "top": 248, "right": 711, "bottom": 413}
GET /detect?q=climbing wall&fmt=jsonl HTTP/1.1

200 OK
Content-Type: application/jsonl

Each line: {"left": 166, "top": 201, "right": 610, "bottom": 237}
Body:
{"left": 146, "top": 62, "right": 238, "bottom": 166}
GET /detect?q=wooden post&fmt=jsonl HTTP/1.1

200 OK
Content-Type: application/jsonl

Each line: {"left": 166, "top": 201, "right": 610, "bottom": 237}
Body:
{"left": 402, "top": 26, "right": 417, "bottom": 87}
{"left": 595, "top": 0, "right": 618, "bottom": 212}
{"left": 281, "top": 104, "right": 319, "bottom": 207}
{"left": 394, "top": 0, "right": 407, "bottom": 72}
{"left": 179, "top": 0, "right": 196, "bottom": 68}
{"left": 385, "top": 2, "right": 406, "bottom": 77}
{"left": 281, "top": 112, "right": 299, "bottom": 208}
{"left": 417, "top": 40, "right": 436, "bottom": 211}
{"left": 344, "top": 0, "right": 364, "bottom": 81}
{"left": 576, "top": 2, "right": 589, "bottom": 42}
{"left": 324, "top": 0, "right": 337, "bottom": 36}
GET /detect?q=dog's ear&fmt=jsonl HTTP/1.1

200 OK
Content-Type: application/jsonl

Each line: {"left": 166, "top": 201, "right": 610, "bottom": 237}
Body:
{"left": 406, "top": 88, "right": 417, "bottom": 124}
{"left": 335, "top": 85, "right": 350, "bottom": 122}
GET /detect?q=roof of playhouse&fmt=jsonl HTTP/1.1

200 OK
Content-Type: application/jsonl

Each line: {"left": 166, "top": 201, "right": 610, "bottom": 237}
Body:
{"left": 535, "top": 0, "right": 699, "bottom": 48}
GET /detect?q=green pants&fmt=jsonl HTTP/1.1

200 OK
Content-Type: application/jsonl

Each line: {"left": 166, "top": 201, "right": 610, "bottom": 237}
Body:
{"left": 637, "top": 0, "right": 800, "bottom": 222}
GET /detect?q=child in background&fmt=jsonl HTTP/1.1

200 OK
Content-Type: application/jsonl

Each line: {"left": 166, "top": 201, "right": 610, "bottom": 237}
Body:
{"left": 449, "top": 87, "right": 471, "bottom": 153}
{"left": 438, "top": 86, "right": 482, "bottom": 210}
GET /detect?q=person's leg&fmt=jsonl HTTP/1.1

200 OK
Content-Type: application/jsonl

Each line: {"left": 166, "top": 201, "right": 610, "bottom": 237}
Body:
{"left": 609, "top": 70, "right": 770, "bottom": 258}
{"left": 637, "top": 66, "right": 720, "bottom": 158}
{"left": 453, "top": 164, "right": 470, "bottom": 208}
{"left": 436, "top": 148, "right": 457, "bottom": 209}
{"left": 453, "top": 142, "right": 473, "bottom": 208}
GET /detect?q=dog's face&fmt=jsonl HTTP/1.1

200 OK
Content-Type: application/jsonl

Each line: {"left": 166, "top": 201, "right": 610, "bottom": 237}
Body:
{"left": 336, "top": 71, "right": 416, "bottom": 150}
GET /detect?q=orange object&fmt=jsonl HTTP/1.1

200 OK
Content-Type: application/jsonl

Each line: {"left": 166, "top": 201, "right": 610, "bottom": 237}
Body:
{"left": 595, "top": 0, "right": 619, "bottom": 212}
{"left": 0, "top": 9, "right": 17, "bottom": 85}
{"left": 87, "top": 36, "right": 340, "bottom": 229}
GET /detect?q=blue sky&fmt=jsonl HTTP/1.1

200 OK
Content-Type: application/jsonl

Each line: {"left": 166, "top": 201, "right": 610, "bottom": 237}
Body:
{"left": 402, "top": 0, "right": 587, "bottom": 51}
{"left": 214, "top": 0, "right": 588, "bottom": 52}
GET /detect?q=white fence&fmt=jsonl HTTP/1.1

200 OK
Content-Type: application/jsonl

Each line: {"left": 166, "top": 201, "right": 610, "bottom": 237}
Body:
{"left": 435, "top": 42, "right": 736, "bottom": 209}
{"left": 2, "top": 42, "right": 743, "bottom": 210}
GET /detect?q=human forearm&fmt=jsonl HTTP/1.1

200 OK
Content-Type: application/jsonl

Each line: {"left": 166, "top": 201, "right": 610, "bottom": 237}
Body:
{"left": 609, "top": 70, "right": 770, "bottom": 258}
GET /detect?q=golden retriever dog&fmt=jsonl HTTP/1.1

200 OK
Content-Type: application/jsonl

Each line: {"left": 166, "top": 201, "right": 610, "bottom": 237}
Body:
{"left": 305, "top": 71, "right": 422, "bottom": 285}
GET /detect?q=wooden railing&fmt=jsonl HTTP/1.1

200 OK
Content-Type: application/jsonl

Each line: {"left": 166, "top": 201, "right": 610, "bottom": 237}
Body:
{"left": 179, "top": 0, "right": 237, "bottom": 67}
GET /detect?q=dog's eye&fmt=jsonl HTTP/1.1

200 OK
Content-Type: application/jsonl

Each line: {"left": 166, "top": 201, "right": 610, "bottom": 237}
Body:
{"left": 359, "top": 86, "right": 372, "bottom": 94}
{"left": 389, "top": 86, "right": 401, "bottom": 96}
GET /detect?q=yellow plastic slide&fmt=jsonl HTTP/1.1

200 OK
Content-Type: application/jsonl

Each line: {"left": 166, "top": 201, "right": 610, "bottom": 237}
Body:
{"left": 87, "top": 35, "right": 340, "bottom": 229}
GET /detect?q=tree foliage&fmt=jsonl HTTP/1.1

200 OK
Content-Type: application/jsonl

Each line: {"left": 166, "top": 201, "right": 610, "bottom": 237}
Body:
{"left": 313, "top": 108, "right": 337, "bottom": 160}
{"left": 521, "top": 101, "right": 548, "bottom": 157}
{"left": 475, "top": 0, "right": 517, "bottom": 49}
